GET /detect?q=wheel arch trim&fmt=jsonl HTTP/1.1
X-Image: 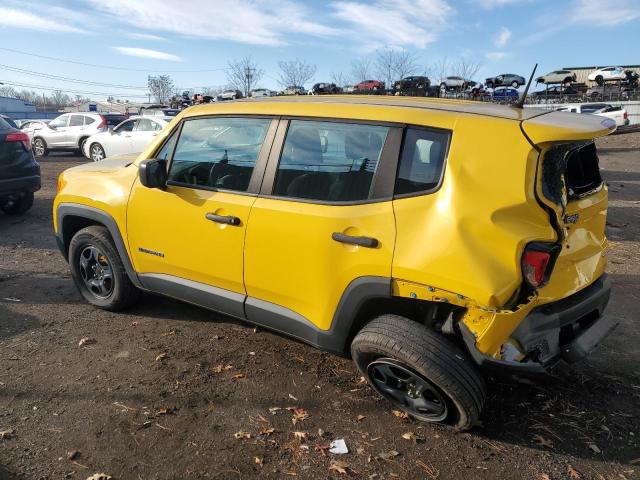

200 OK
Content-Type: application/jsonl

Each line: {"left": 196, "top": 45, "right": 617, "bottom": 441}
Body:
{"left": 55, "top": 203, "right": 142, "bottom": 288}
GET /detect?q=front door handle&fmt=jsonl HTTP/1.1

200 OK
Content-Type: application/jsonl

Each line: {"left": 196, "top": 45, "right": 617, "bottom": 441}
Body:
{"left": 206, "top": 212, "right": 241, "bottom": 226}
{"left": 332, "top": 232, "right": 379, "bottom": 248}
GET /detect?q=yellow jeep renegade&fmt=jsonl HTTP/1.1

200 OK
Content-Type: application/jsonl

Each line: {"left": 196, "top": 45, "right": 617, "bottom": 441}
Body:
{"left": 53, "top": 96, "right": 617, "bottom": 429}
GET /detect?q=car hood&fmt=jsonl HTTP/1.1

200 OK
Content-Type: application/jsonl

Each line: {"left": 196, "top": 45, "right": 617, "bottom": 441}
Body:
{"left": 67, "top": 154, "right": 139, "bottom": 173}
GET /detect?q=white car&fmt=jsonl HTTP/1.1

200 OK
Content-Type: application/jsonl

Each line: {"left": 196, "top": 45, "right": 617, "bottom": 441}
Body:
{"left": 557, "top": 103, "right": 629, "bottom": 127}
{"left": 19, "top": 120, "right": 51, "bottom": 142}
{"left": 588, "top": 67, "right": 626, "bottom": 83}
{"left": 82, "top": 116, "right": 171, "bottom": 161}
{"left": 30, "top": 112, "right": 127, "bottom": 157}
{"left": 250, "top": 88, "right": 274, "bottom": 98}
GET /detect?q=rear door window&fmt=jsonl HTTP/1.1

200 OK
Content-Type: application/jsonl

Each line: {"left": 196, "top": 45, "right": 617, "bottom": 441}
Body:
{"left": 273, "top": 120, "right": 389, "bottom": 202}
{"left": 395, "top": 128, "right": 449, "bottom": 196}
{"left": 69, "top": 115, "right": 84, "bottom": 127}
{"left": 167, "top": 117, "right": 271, "bottom": 192}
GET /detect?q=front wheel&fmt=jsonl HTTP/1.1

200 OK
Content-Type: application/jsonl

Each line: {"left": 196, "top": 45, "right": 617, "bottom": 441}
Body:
{"left": 32, "top": 138, "right": 48, "bottom": 157}
{"left": 511, "top": 81, "right": 519, "bottom": 88}
{"left": 90, "top": 143, "right": 105, "bottom": 162}
{"left": 69, "top": 226, "right": 139, "bottom": 311}
{"left": 351, "top": 315, "right": 486, "bottom": 430}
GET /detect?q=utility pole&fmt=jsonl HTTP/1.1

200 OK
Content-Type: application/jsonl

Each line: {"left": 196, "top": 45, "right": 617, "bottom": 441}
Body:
{"left": 244, "top": 66, "right": 255, "bottom": 97}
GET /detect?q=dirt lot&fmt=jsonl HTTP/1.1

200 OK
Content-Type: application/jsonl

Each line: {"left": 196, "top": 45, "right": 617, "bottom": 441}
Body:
{"left": 1, "top": 134, "right": 639, "bottom": 480}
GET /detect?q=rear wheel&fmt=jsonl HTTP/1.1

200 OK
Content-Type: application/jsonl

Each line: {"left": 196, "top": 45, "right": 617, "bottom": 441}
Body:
{"left": 595, "top": 75, "right": 604, "bottom": 85}
{"left": 90, "top": 143, "right": 105, "bottom": 162}
{"left": 69, "top": 226, "right": 139, "bottom": 311}
{"left": 351, "top": 314, "right": 486, "bottom": 430}
{"left": 1, "top": 191, "right": 34, "bottom": 215}
{"left": 32, "top": 137, "right": 47, "bottom": 157}
{"left": 78, "top": 136, "right": 89, "bottom": 153}
{"left": 511, "top": 81, "right": 519, "bottom": 88}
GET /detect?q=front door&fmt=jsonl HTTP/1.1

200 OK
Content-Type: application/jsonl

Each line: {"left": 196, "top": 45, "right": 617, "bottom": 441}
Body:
{"left": 131, "top": 118, "right": 161, "bottom": 153}
{"left": 127, "top": 116, "right": 277, "bottom": 317}
{"left": 46, "top": 115, "right": 70, "bottom": 147}
{"left": 243, "top": 119, "right": 399, "bottom": 333}
{"left": 107, "top": 119, "right": 138, "bottom": 157}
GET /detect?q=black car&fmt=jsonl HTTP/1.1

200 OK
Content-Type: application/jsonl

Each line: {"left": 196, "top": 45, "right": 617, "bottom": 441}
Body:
{"left": 531, "top": 85, "right": 580, "bottom": 98}
{"left": 310, "top": 83, "right": 340, "bottom": 94}
{"left": 0, "top": 115, "right": 41, "bottom": 215}
{"left": 485, "top": 73, "right": 526, "bottom": 89}
{"left": 392, "top": 76, "right": 431, "bottom": 96}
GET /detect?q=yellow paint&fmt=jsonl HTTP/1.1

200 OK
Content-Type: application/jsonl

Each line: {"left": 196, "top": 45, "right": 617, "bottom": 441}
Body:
{"left": 54, "top": 97, "right": 612, "bottom": 359}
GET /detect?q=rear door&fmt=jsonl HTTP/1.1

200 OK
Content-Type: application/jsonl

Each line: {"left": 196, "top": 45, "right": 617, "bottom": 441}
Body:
{"left": 243, "top": 119, "right": 400, "bottom": 333}
{"left": 66, "top": 114, "right": 86, "bottom": 147}
{"left": 131, "top": 118, "right": 161, "bottom": 153}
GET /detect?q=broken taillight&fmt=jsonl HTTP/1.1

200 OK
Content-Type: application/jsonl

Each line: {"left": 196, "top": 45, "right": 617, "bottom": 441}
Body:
{"left": 521, "top": 244, "right": 558, "bottom": 289}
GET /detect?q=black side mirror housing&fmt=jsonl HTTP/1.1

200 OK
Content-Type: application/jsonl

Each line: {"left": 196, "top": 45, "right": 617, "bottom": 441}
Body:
{"left": 139, "top": 159, "right": 167, "bottom": 189}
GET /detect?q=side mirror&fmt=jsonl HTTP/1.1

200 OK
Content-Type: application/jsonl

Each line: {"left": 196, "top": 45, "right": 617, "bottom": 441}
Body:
{"left": 139, "top": 159, "right": 167, "bottom": 189}
{"left": 109, "top": 128, "right": 115, "bottom": 135}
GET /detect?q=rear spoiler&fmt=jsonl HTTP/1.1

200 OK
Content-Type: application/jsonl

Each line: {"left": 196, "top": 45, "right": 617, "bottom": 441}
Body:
{"left": 521, "top": 111, "right": 616, "bottom": 146}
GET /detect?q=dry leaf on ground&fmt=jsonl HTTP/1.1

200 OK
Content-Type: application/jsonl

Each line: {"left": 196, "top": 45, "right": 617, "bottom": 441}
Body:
{"left": 532, "top": 434, "right": 554, "bottom": 449}
{"left": 293, "top": 431, "right": 307, "bottom": 441}
{"left": 86, "top": 474, "right": 112, "bottom": 480}
{"left": 232, "top": 373, "right": 245, "bottom": 380}
{"left": 78, "top": 337, "right": 96, "bottom": 347}
{"left": 392, "top": 410, "right": 409, "bottom": 420}
{"left": 233, "top": 430, "right": 251, "bottom": 439}
{"left": 0, "top": 429, "right": 14, "bottom": 439}
{"left": 567, "top": 465, "right": 582, "bottom": 479}
{"left": 356, "top": 415, "right": 365, "bottom": 422}
{"left": 401, "top": 432, "right": 424, "bottom": 443}
{"left": 287, "top": 407, "right": 309, "bottom": 424}
{"left": 329, "top": 460, "right": 351, "bottom": 475}
{"left": 211, "top": 364, "right": 233, "bottom": 373}
{"left": 155, "top": 353, "right": 167, "bottom": 362}
{"left": 255, "top": 457, "right": 263, "bottom": 466}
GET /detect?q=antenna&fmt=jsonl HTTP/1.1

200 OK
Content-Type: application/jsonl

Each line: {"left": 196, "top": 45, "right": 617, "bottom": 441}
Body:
{"left": 514, "top": 63, "right": 538, "bottom": 109}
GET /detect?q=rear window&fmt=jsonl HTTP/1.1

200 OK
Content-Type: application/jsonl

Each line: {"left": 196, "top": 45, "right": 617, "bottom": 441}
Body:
{"left": 0, "top": 117, "right": 17, "bottom": 129}
{"left": 103, "top": 115, "right": 127, "bottom": 127}
{"left": 395, "top": 128, "right": 449, "bottom": 196}
{"left": 565, "top": 143, "right": 603, "bottom": 198}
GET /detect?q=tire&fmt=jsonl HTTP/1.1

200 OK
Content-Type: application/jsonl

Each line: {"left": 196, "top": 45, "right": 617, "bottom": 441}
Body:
{"left": 68, "top": 226, "right": 140, "bottom": 311}
{"left": 1, "top": 191, "right": 34, "bottom": 215}
{"left": 595, "top": 75, "right": 604, "bottom": 85}
{"left": 78, "top": 136, "right": 89, "bottom": 153}
{"left": 32, "top": 137, "right": 48, "bottom": 157}
{"left": 511, "top": 81, "right": 519, "bottom": 88}
{"left": 90, "top": 143, "right": 106, "bottom": 162}
{"left": 351, "top": 315, "right": 486, "bottom": 430}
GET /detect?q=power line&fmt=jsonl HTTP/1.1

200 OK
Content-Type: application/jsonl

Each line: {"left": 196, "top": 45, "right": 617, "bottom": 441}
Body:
{"left": 0, "top": 47, "right": 230, "bottom": 73}
{"left": 0, "top": 64, "right": 148, "bottom": 90}
{"left": 0, "top": 79, "right": 150, "bottom": 98}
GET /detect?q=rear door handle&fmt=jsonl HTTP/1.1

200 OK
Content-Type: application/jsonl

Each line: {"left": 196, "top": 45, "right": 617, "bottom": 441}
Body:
{"left": 206, "top": 212, "right": 241, "bottom": 226}
{"left": 332, "top": 232, "right": 379, "bottom": 248}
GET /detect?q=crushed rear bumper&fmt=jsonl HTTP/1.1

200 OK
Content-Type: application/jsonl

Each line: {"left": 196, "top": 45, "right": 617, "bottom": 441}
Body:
{"left": 461, "top": 274, "right": 616, "bottom": 376}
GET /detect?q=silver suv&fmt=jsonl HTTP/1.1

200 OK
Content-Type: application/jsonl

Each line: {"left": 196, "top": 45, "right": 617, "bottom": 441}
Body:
{"left": 31, "top": 113, "right": 126, "bottom": 157}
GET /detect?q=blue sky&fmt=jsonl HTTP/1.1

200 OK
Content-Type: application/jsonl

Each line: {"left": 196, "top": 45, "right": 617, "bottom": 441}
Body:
{"left": 0, "top": 0, "right": 639, "bottom": 100}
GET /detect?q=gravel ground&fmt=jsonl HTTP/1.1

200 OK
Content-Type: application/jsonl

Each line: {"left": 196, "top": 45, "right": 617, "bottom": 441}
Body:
{"left": 0, "top": 134, "right": 639, "bottom": 480}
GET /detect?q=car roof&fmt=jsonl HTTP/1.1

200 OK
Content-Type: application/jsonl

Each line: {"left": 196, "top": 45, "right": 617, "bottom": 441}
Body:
{"left": 184, "top": 95, "right": 549, "bottom": 121}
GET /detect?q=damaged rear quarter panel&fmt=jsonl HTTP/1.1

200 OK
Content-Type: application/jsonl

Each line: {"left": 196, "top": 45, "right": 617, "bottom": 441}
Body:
{"left": 392, "top": 116, "right": 555, "bottom": 312}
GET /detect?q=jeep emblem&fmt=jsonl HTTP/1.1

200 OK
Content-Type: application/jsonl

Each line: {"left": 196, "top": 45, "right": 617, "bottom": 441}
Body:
{"left": 564, "top": 213, "right": 579, "bottom": 224}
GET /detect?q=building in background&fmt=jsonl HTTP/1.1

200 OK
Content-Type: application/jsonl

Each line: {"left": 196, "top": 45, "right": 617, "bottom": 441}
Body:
{"left": 0, "top": 96, "right": 37, "bottom": 115}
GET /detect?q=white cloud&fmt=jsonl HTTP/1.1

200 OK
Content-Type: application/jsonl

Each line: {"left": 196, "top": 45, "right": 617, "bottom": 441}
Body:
{"left": 485, "top": 52, "right": 506, "bottom": 61}
{"left": 0, "top": 6, "right": 87, "bottom": 33}
{"left": 494, "top": 27, "right": 511, "bottom": 47}
{"left": 89, "top": 0, "right": 338, "bottom": 46}
{"left": 473, "top": 0, "right": 527, "bottom": 10}
{"left": 114, "top": 47, "right": 182, "bottom": 61}
{"left": 331, "top": 0, "right": 454, "bottom": 49}
{"left": 127, "top": 33, "right": 165, "bottom": 41}
{"left": 572, "top": 0, "right": 640, "bottom": 26}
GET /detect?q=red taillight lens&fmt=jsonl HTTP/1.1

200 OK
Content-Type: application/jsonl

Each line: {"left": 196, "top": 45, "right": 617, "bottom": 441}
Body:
{"left": 97, "top": 115, "right": 107, "bottom": 130}
{"left": 6, "top": 131, "right": 31, "bottom": 150}
{"left": 624, "top": 111, "right": 628, "bottom": 119}
{"left": 522, "top": 249, "right": 551, "bottom": 288}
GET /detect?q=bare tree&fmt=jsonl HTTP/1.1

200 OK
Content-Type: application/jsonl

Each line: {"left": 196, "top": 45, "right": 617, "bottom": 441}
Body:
{"left": 375, "top": 48, "right": 419, "bottom": 87}
{"left": 277, "top": 59, "right": 316, "bottom": 88}
{"left": 330, "top": 71, "right": 349, "bottom": 87}
{"left": 50, "top": 90, "right": 71, "bottom": 108}
{"left": 430, "top": 57, "right": 450, "bottom": 84}
{"left": 147, "top": 75, "right": 175, "bottom": 104}
{"left": 453, "top": 57, "right": 481, "bottom": 81}
{"left": 227, "top": 56, "right": 264, "bottom": 96}
{"left": 350, "top": 57, "right": 372, "bottom": 84}
{"left": 0, "top": 86, "right": 18, "bottom": 97}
